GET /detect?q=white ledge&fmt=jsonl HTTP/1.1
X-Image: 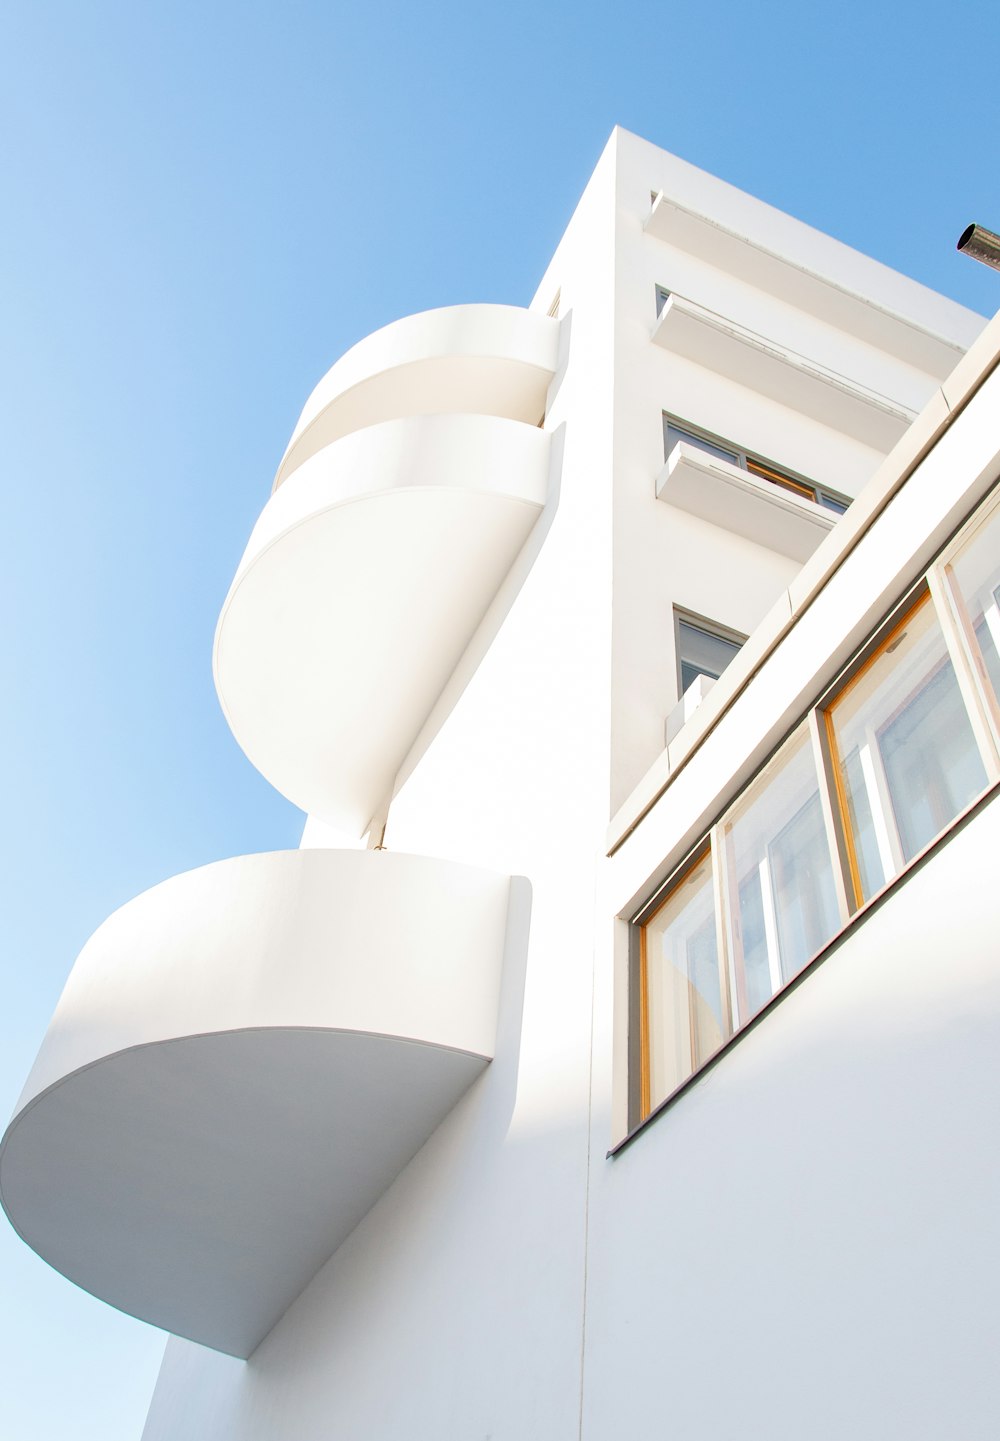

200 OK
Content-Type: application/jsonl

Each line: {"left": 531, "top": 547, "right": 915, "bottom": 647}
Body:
{"left": 645, "top": 192, "right": 979, "bottom": 379}
{"left": 215, "top": 413, "right": 551, "bottom": 834}
{"left": 656, "top": 443, "right": 838, "bottom": 562}
{"left": 275, "top": 303, "right": 560, "bottom": 489}
{"left": 0, "top": 849, "right": 513, "bottom": 1359}
{"left": 652, "top": 292, "right": 916, "bottom": 452}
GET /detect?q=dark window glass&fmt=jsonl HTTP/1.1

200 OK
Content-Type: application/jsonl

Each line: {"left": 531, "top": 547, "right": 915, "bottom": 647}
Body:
{"left": 677, "top": 618, "right": 743, "bottom": 694}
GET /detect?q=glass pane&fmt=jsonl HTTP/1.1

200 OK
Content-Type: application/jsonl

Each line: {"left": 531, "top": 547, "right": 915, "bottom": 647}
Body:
{"left": 827, "top": 594, "right": 986, "bottom": 902}
{"left": 678, "top": 618, "right": 742, "bottom": 691}
{"left": 665, "top": 421, "right": 739, "bottom": 468}
{"left": 723, "top": 727, "right": 839, "bottom": 1023}
{"left": 643, "top": 851, "right": 725, "bottom": 1112}
{"left": 948, "top": 499, "right": 1000, "bottom": 706}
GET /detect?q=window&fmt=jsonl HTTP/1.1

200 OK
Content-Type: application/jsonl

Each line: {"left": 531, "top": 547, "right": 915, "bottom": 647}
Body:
{"left": 628, "top": 482, "right": 1000, "bottom": 1134}
{"left": 722, "top": 726, "right": 840, "bottom": 1022}
{"left": 947, "top": 499, "right": 1000, "bottom": 709}
{"left": 675, "top": 610, "right": 745, "bottom": 695}
{"left": 638, "top": 847, "right": 729, "bottom": 1114}
{"left": 824, "top": 593, "right": 986, "bottom": 905}
{"left": 664, "top": 415, "right": 850, "bottom": 514}
{"left": 655, "top": 285, "right": 671, "bottom": 318}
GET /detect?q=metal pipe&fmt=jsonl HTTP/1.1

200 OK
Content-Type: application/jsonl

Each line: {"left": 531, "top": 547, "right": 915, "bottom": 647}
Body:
{"left": 957, "top": 223, "right": 1000, "bottom": 272}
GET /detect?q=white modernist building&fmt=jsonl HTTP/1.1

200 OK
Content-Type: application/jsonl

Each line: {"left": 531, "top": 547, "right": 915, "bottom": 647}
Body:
{"left": 4, "top": 127, "right": 1000, "bottom": 1439}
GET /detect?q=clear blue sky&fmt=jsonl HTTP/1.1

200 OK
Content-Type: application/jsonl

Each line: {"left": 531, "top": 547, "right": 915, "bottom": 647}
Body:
{"left": 1, "top": 2, "right": 997, "bottom": 1435}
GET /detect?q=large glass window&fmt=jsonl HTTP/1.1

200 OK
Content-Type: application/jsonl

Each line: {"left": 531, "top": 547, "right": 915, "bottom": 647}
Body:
{"left": 641, "top": 849, "right": 727, "bottom": 1114}
{"left": 721, "top": 727, "right": 840, "bottom": 1023}
{"left": 948, "top": 499, "right": 1000, "bottom": 709}
{"left": 825, "top": 593, "right": 987, "bottom": 904}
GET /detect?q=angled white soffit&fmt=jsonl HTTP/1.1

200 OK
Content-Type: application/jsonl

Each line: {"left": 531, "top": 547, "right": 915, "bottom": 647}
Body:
{"left": 275, "top": 303, "right": 560, "bottom": 489}
{"left": 653, "top": 292, "right": 916, "bottom": 453}
{"left": 215, "top": 412, "right": 551, "bottom": 834}
{"left": 0, "top": 849, "right": 512, "bottom": 1359}
{"left": 645, "top": 192, "right": 979, "bottom": 379}
{"left": 656, "top": 443, "right": 837, "bottom": 563}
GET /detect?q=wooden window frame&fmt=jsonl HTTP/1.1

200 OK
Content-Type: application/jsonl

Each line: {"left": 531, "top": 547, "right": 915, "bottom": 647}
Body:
{"left": 623, "top": 479, "right": 1000, "bottom": 1146}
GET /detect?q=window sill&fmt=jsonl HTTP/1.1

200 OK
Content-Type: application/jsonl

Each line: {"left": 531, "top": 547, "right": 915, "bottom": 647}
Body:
{"left": 656, "top": 442, "right": 838, "bottom": 562}
{"left": 651, "top": 292, "right": 915, "bottom": 452}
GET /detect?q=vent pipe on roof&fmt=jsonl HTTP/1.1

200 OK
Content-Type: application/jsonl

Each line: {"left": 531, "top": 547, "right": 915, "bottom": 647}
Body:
{"left": 957, "top": 223, "right": 1000, "bottom": 272}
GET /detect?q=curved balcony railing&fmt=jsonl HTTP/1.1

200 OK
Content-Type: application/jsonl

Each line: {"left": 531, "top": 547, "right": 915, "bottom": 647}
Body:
{"left": 274, "top": 303, "right": 560, "bottom": 489}
{"left": 0, "top": 849, "right": 512, "bottom": 1359}
{"left": 215, "top": 413, "right": 551, "bottom": 834}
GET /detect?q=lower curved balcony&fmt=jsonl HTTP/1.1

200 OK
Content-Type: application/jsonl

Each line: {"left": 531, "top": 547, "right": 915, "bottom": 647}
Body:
{"left": 274, "top": 302, "right": 560, "bottom": 488}
{"left": 215, "top": 412, "right": 551, "bottom": 835}
{"left": 0, "top": 849, "right": 512, "bottom": 1359}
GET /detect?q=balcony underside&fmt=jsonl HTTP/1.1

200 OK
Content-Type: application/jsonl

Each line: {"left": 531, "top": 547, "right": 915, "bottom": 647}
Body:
{"left": 2, "top": 1028, "right": 485, "bottom": 1358}
{"left": 656, "top": 443, "right": 837, "bottom": 562}
{"left": 653, "top": 292, "right": 916, "bottom": 453}
{"left": 276, "top": 303, "right": 560, "bottom": 488}
{"left": 645, "top": 192, "right": 975, "bottom": 379}
{"left": 0, "top": 849, "right": 512, "bottom": 1358}
{"left": 215, "top": 413, "right": 551, "bottom": 834}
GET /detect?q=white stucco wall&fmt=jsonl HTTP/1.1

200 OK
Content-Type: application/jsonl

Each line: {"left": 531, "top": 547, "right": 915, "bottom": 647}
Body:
{"left": 582, "top": 792, "right": 1000, "bottom": 1440}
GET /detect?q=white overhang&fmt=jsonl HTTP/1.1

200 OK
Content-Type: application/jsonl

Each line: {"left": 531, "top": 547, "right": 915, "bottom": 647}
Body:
{"left": 656, "top": 442, "right": 838, "bottom": 562}
{"left": 652, "top": 292, "right": 916, "bottom": 452}
{"left": 645, "top": 191, "right": 977, "bottom": 379}
{"left": 0, "top": 849, "right": 513, "bottom": 1359}
{"left": 214, "top": 412, "right": 551, "bottom": 834}
{"left": 275, "top": 303, "right": 560, "bottom": 489}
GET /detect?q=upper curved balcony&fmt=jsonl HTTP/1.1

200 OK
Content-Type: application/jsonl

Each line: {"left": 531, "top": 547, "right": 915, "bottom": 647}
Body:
{"left": 215, "top": 412, "right": 552, "bottom": 834}
{"left": 274, "top": 303, "right": 560, "bottom": 490}
{"left": 0, "top": 848, "right": 513, "bottom": 1359}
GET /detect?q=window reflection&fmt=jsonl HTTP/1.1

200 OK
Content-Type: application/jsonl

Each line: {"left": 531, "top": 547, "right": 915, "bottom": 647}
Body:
{"left": 826, "top": 594, "right": 986, "bottom": 903}
{"left": 723, "top": 728, "right": 839, "bottom": 1022}
{"left": 642, "top": 850, "right": 727, "bottom": 1112}
{"left": 949, "top": 500, "right": 1000, "bottom": 708}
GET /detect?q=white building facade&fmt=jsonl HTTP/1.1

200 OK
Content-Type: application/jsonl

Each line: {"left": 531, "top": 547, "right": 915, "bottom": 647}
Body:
{"left": 3, "top": 128, "right": 999, "bottom": 1439}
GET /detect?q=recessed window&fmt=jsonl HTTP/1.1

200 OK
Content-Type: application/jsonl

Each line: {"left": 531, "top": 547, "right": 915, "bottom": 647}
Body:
{"left": 655, "top": 286, "right": 671, "bottom": 318}
{"left": 639, "top": 846, "right": 728, "bottom": 1115}
{"left": 948, "top": 500, "right": 1000, "bottom": 706}
{"left": 664, "top": 415, "right": 850, "bottom": 514}
{"left": 722, "top": 726, "right": 840, "bottom": 1022}
{"left": 823, "top": 593, "right": 987, "bottom": 905}
{"left": 675, "top": 610, "right": 745, "bottom": 696}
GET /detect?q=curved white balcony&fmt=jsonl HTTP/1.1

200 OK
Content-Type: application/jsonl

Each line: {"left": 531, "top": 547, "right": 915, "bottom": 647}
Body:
{"left": 275, "top": 303, "right": 560, "bottom": 489}
{"left": 0, "top": 849, "right": 512, "bottom": 1359}
{"left": 215, "top": 413, "right": 551, "bottom": 834}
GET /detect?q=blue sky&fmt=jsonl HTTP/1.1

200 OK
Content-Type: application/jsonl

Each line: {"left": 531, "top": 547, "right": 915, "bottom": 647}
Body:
{"left": 1, "top": 2, "right": 997, "bottom": 1435}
